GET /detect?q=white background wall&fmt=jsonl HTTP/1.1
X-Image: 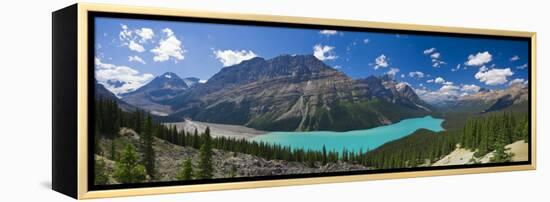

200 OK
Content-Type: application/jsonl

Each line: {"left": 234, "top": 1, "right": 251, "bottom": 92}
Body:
{"left": 0, "top": 0, "right": 547, "bottom": 201}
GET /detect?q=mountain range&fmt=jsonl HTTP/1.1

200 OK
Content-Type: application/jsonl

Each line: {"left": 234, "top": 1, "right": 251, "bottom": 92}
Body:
{"left": 159, "top": 54, "right": 429, "bottom": 131}
{"left": 119, "top": 73, "right": 201, "bottom": 116}
{"left": 95, "top": 54, "right": 527, "bottom": 131}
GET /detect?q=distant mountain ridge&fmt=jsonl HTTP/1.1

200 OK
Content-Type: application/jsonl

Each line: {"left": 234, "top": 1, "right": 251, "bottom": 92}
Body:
{"left": 95, "top": 81, "right": 135, "bottom": 112}
{"left": 120, "top": 72, "right": 190, "bottom": 116}
{"left": 157, "top": 54, "right": 431, "bottom": 131}
{"left": 100, "top": 54, "right": 434, "bottom": 131}
{"left": 434, "top": 83, "right": 528, "bottom": 113}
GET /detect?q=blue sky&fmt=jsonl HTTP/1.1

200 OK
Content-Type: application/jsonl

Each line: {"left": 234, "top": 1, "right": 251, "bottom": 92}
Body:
{"left": 94, "top": 17, "right": 529, "bottom": 102}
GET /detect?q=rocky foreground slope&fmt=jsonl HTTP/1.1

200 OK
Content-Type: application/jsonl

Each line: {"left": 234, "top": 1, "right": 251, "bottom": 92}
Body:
{"left": 96, "top": 128, "right": 370, "bottom": 184}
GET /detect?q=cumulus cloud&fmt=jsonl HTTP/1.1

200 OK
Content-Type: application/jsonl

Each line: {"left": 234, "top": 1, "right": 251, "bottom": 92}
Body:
{"left": 415, "top": 84, "right": 461, "bottom": 103}
{"left": 430, "top": 52, "right": 440, "bottom": 59}
{"left": 128, "top": 55, "right": 146, "bottom": 64}
{"left": 213, "top": 49, "right": 258, "bottom": 67}
{"left": 371, "top": 54, "right": 389, "bottom": 69}
{"left": 426, "top": 79, "right": 434, "bottom": 83}
{"left": 465, "top": 51, "right": 492, "bottom": 66}
{"left": 319, "top": 30, "right": 338, "bottom": 36}
{"left": 119, "top": 24, "right": 132, "bottom": 41}
{"left": 510, "top": 55, "right": 520, "bottom": 61}
{"left": 423, "top": 47, "right": 446, "bottom": 67}
{"left": 151, "top": 28, "right": 186, "bottom": 62}
{"left": 119, "top": 25, "right": 154, "bottom": 52}
{"left": 461, "top": 84, "right": 480, "bottom": 93}
{"left": 95, "top": 58, "right": 154, "bottom": 96}
{"left": 423, "top": 47, "right": 436, "bottom": 55}
{"left": 408, "top": 71, "right": 425, "bottom": 79}
{"left": 135, "top": 28, "right": 154, "bottom": 43}
{"left": 386, "top": 68, "right": 400, "bottom": 76}
{"left": 475, "top": 67, "right": 514, "bottom": 85}
{"left": 434, "top": 77, "right": 446, "bottom": 84}
{"left": 313, "top": 44, "right": 338, "bottom": 61}
{"left": 128, "top": 40, "right": 145, "bottom": 52}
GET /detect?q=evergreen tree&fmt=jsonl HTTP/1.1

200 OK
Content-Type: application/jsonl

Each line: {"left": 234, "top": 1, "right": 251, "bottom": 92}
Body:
{"left": 322, "top": 144, "right": 327, "bottom": 165}
{"left": 109, "top": 140, "right": 116, "bottom": 160}
{"left": 94, "top": 157, "right": 109, "bottom": 185}
{"left": 490, "top": 130, "right": 513, "bottom": 163}
{"left": 197, "top": 127, "right": 213, "bottom": 179}
{"left": 114, "top": 144, "right": 147, "bottom": 183}
{"left": 176, "top": 158, "right": 193, "bottom": 181}
{"left": 142, "top": 113, "right": 156, "bottom": 179}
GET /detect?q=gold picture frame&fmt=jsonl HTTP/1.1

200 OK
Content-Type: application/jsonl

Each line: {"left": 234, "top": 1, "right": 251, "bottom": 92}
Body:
{"left": 52, "top": 3, "right": 536, "bottom": 199}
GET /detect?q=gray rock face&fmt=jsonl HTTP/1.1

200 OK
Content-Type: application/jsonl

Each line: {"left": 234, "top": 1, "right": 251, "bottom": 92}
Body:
{"left": 164, "top": 55, "right": 430, "bottom": 131}
{"left": 441, "top": 83, "right": 529, "bottom": 113}
{"left": 96, "top": 128, "right": 371, "bottom": 184}
{"left": 121, "top": 72, "right": 189, "bottom": 116}
{"left": 95, "top": 82, "right": 135, "bottom": 112}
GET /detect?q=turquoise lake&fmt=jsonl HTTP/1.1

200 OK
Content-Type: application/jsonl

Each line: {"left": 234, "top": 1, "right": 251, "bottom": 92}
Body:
{"left": 251, "top": 116, "right": 445, "bottom": 153}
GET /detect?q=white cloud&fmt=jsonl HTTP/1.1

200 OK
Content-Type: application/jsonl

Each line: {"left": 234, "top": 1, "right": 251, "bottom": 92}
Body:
{"left": 119, "top": 25, "right": 153, "bottom": 52}
{"left": 415, "top": 83, "right": 461, "bottom": 104}
{"left": 475, "top": 67, "right": 514, "bottom": 85}
{"left": 508, "top": 78, "right": 525, "bottom": 86}
{"left": 386, "top": 68, "right": 400, "bottom": 76}
{"left": 319, "top": 30, "right": 338, "bottom": 36}
{"left": 135, "top": 28, "right": 154, "bottom": 43}
{"left": 440, "top": 84, "right": 459, "bottom": 92}
{"left": 213, "top": 49, "right": 258, "bottom": 67}
{"left": 461, "top": 84, "right": 480, "bottom": 93}
{"left": 465, "top": 51, "right": 492, "bottom": 66}
{"left": 401, "top": 74, "right": 405, "bottom": 78}
{"left": 372, "top": 54, "right": 389, "bottom": 69}
{"left": 119, "top": 24, "right": 132, "bottom": 41}
{"left": 516, "top": 63, "right": 528, "bottom": 70}
{"left": 426, "top": 79, "right": 434, "bottom": 83}
{"left": 94, "top": 58, "right": 154, "bottom": 96}
{"left": 128, "top": 40, "right": 145, "bottom": 52}
{"left": 313, "top": 44, "right": 337, "bottom": 61}
{"left": 334, "top": 65, "right": 342, "bottom": 69}
{"left": 363, "top": 38, "right": 370, "bottom": 44}
{"left": 510, "top": 55, "right": 520, "bottom": 61}
{"left": 128, "top": 55, "right": 146, "bottom": 64}
{"left": 423, "top": 48, "right": 445, "bottom": 67}
{"left": 443, "top": 81, "right": 454, "bottom": 85}
{"left": 151, "top": 28, "right": 186, "bottom": 62}
{"left": 434, "top": 77, "right": 446, "bottom": 84}
{"left": 408, "top": 71, "right": 425, "bottom": 79}
{"left": 423, "top": 47, "right": 436, "bottom": 55}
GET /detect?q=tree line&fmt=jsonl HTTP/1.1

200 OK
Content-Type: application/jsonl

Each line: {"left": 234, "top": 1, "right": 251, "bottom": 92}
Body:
{"left": 94, "top": 98, "right": 529, "bottom": 184}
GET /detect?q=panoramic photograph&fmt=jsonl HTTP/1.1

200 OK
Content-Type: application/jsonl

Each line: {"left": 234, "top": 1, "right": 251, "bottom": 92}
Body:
{"left": 92, "top": 16, "right": 530, "bottom": 186}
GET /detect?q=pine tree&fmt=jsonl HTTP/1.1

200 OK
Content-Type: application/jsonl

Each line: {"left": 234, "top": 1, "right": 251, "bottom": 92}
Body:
{"left": 94, "top": 157, "right": 109, "bottom": 185}
{"left": 197, "top": 127, "right": 213, "bottom": 179}
{"left": 490, "top": 130, "right": 513, "bottom": 163}
{"left": 109, "top": 139, "right": 116, "bottom": 160}
{"left": 114, "top": 144, "right": 147, "bottom": 183}
{"left": 322, "top": 144, "right": 327, "bottom": 165}
{"left": 142, "top": 113, "right": 156, "bottom": 179}
{"left": 176, "top": 158, "right": 193, "bottom": 181}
